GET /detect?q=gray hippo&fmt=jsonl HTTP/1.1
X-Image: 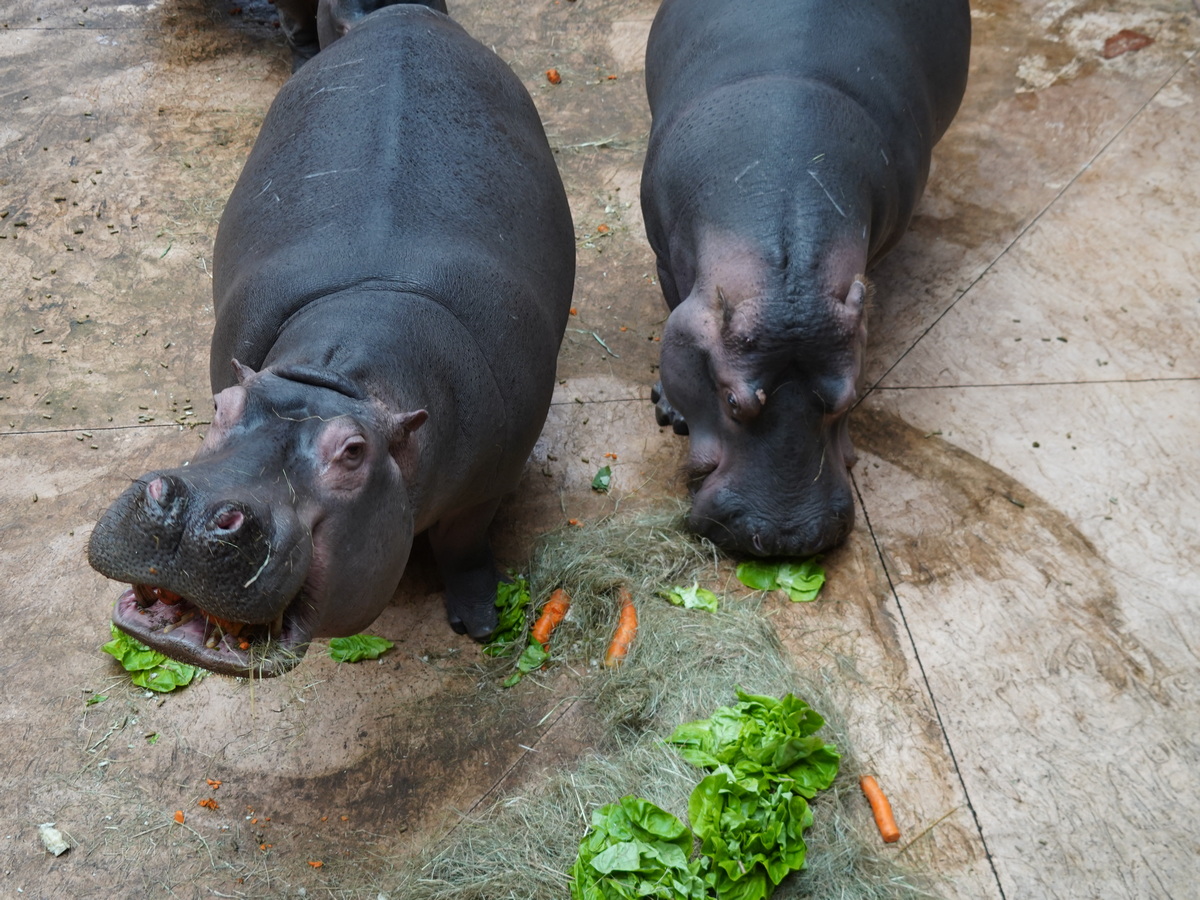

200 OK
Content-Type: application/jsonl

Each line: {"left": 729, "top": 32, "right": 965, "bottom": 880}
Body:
{"left": 271, "top": 0, "right": 448, "bottom": 70}
{"left": 88, "top": 4, "right": 575, "bottom": 676}
{"left": 641, "top": 0, "right": 970, "bottom": 557}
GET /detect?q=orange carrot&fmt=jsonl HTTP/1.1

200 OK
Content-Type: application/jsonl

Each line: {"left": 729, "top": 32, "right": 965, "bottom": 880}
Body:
{"left": 603, "top": 587, "right": 637, "bottom": 667}
{"left": 173, "top": 810, "right": 185, "bottom": 825}
{"left": 860, "top": 775, "right": 900, "bottom": 843}
{"left": 546, "top": 68, "right": 562, "bottom": 85}
{"left": 531, "top": 588, "right": 571, "bottom": 649}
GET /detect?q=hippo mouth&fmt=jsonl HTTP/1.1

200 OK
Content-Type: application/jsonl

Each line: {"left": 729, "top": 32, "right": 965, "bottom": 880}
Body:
{"left": 112, "top": 582, "right": 314, "bottom": 677}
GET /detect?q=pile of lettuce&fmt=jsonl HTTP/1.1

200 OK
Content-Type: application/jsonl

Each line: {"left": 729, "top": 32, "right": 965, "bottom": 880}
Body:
{"left": 571, "top": 691, "right": 841, "bottom": 900}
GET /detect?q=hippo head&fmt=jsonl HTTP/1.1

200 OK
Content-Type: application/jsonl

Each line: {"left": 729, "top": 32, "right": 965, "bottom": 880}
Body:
{"left": 659, "top": 275, "right": 868, "bottom": 558}
{"left": 316, "top": 0, "right": 448, "bottom": 49}
{"left": 88, "top": 361, "right": 427, "bottom": 676}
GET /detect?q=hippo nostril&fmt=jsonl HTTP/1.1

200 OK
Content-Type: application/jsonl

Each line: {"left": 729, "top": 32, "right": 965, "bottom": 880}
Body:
{"left": 146, "top": 477, "right": 167, "bottom": 504}
{"left": 211, "top": 508, "right": 245, "bottom": 533}
{"left": 752, "top": 533, "right": 766, "bottom": 554}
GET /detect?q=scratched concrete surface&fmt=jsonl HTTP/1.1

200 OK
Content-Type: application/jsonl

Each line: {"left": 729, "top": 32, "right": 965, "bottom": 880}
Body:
{"left": 1, "top": 0, "right": 1197, "bottom": 897}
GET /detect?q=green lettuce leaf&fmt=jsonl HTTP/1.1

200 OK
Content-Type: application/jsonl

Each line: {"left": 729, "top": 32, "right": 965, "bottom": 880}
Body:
{"left": 102, "top": 625, "right": 198, "bottom": 693}
{"left": 570, "top": 796, "right": 708, "bottom": 900}
{"left": 592, "top": 465, "right": 613, "bottom": 493}
{"left": 502, "top": 640, "right": 551, "bottom": 688}
{"left": 328, "top": 633, "right": 394, "bottom": 663}
{"left": 658, "top": 583, "right": 719, "bottom": 613}
{"left": 485, "top": 575, "right": 533, "bottom": 658}
{"left": 734, "top": 559, "right": 825, "bottom": 602}
{"left": 667, "top": 691, "right": 840, "bottom": 897}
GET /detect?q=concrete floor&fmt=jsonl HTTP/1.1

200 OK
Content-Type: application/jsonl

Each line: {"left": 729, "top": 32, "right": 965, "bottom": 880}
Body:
{"left": 1, "top": 0, "right": 1198, "bottom": 897}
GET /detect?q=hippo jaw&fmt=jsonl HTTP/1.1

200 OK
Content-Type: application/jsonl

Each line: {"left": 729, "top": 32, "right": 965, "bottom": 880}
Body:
{"left": 110, "top": 582, "right": 315, "bottom": 678}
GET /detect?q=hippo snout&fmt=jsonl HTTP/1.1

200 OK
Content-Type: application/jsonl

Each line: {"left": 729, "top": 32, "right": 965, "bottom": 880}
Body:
{"left": 688, "top": 480, "right": 856, "bottom": 559}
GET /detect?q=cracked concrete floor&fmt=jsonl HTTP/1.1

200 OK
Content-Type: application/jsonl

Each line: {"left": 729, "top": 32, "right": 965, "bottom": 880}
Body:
{"left": 1, "top": 0, "right": 1198, "bottom": 897}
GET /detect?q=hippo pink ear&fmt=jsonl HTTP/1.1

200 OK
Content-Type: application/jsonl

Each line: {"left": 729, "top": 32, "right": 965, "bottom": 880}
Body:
{"left": 387, "top": 409, "right": 428, "bottom": 457}
{"left": 230, "top": 358, "right": 258, "bottom": 385}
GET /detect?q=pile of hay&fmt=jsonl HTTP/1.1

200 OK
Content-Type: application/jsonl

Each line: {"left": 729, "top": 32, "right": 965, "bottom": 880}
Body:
{"left": 383, "top": 505, "right": 935, "bottom": 900}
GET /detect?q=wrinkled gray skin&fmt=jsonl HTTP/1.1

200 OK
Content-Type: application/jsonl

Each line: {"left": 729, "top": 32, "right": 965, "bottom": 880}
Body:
{"left": 272, "top": 0, "right": 447, "bottom": 71}
{"left": 641, "top": 0, "right": 970, "bottom": 558}
{"left": 88, "top": 5, "right": 574, "bottom": 676}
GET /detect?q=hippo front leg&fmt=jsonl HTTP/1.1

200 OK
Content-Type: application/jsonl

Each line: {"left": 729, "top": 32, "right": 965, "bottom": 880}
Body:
{"left": 429, "top": 499, "right": 502, "bottom": 641}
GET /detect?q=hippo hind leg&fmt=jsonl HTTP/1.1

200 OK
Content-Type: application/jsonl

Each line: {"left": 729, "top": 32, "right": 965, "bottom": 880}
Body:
{"left": 651, "top": 381, "right": 689, "bottom": 435}
{"left": 429, "top": 499, "right": 502, "bottom": 641}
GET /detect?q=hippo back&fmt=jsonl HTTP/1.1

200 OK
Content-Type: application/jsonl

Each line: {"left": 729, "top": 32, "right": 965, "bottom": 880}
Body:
{"left": 211, "top": 4, "right": 574, "bottom": 422}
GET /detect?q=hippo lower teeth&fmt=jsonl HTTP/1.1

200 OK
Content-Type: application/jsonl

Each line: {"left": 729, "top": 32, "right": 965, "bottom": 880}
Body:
{"left": 162, "top": 610, "right": 196, "bottom": 634}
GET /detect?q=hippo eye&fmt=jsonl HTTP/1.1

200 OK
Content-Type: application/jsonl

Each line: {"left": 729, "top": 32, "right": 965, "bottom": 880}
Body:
{"left": 726, "top": 393, "right": 739, "bottom": 410}
{"left": 339, "top": 438, "right": 367, "bottom": 468}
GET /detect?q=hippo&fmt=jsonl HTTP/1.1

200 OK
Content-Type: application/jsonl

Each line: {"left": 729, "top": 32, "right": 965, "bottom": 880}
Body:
{"left": 271, "top": 0, "right": 448, "bottom": 71}
{"left": 88, "top": 4, "right": 575, "bottom": 676}
{"left": 640, "top": 0, "right": 970, "bottom": 557}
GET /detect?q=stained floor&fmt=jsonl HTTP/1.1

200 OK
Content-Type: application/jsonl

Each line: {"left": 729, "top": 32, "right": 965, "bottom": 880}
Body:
{"left": 1, "top": 0, "right": 1198, "bottom": 897}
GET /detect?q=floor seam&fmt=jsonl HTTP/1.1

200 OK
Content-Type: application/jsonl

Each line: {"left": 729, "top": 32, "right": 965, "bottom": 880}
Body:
{"left": 873, "top": 374, "right": 1200, "bottom": 391}
{"left": 859, "top": 46, "right": 1200, "bottom": 410}
{"left": 851, "top": 468, "right": 1009, "bottom": 900}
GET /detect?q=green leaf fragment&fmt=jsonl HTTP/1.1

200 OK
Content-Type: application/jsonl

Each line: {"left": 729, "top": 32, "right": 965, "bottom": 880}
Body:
{"left": 592, "top": 465, "right": 613, "bottom": 493}
{"left": 85, "top": 694, "right": 107, "bottom": 707}
{"left": 102, "top": 624, "right": 198, "bottom": 693}
{"left": 328, "top": 633, "right": 394, "bottom": 663}
{"left": 658, "top": 583, "right": 719, "bottom": 613}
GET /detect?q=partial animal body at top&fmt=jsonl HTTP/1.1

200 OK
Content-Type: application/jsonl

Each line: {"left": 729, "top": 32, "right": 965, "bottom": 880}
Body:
{"left": 87, "top": 4, "right": 575, "bottom": 676}
{"left": 273, "top": 0, "right": 448, "bottom": 70}
{"left": 641, "top": 0, "right": 971, "bottom": 559}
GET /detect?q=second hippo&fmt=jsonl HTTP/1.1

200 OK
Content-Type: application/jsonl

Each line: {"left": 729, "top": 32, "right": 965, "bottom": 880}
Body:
{"left": 641, "top": 0, "right": 971, "bottom": 557}
{"left": 88, "top": 5, "right": 575, "bottom": 676}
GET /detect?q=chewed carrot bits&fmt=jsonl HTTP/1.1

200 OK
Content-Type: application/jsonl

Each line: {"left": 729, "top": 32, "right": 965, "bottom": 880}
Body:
{"left": 206, "top": 778, "right": 222, "bottom": 790}
{"left": 340, "top": 815, "right": 349, "bottom": 822}
{"left": 308, "top": 860, "right": 324, "bottom": 868}
{"left": 546, "top": 69, "right": 561, "bottom": 84}
{"left": 197, "top": 798, "right": 219, "bottom": 810}
{"left": 596, "top": 224, "right": 610, "bottom": 233}
{"left": 173, "top": 810, "right": 185, "bottom": 824}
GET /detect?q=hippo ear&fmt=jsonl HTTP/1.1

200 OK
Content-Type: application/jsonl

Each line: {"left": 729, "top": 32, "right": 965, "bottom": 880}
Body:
{"left": 838, "top": 278, "right": 871, "bottom": 326}
{"left": 230, "top": 358, "right": 258, "bottom": 385}
{"left": 387, "top": 409, "right": 428, "bottom": 457}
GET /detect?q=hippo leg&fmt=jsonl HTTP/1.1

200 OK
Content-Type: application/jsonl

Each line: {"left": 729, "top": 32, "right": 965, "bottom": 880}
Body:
{"left": 429, "top": 499, "right": 503, "bottom": 641}
{"left": 651, "top": 381, "right": 689, "bottom": 435}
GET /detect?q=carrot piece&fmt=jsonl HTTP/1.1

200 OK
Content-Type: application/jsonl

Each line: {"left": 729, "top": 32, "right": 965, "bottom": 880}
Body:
{"left": 603, "top": 587, "right": 637, "bottom": 667}
{"left": 546, "top": 68, "right": 562, "bottom": 84}
{"left": 531, "top": 589, "right": 572, "bottom": 649}
{"left": 860, "top": 775, "right": 900, "bottom": 843}
{"left": 173, "top": 810, "right": 185, "bottom": 825}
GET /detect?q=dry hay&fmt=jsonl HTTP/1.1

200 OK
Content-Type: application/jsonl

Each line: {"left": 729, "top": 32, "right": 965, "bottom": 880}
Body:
{"left": 379, "top": 504, "right": 936, "bottom": 900}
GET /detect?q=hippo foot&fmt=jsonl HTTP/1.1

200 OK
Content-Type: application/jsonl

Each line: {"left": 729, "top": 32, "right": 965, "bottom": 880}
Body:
{"left": 430, "top": 500, "right": 503, "bottom": 642}
{"left": 651, "top": 381, "right": 689, "bottom": 435}
{"left": 443, "top": 567, "right": 500, "bottom": 641}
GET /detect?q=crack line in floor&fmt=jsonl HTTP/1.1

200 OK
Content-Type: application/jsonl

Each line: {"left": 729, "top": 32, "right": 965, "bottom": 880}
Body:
{"left": 859, "top": 47, "right": 1200, "bottom": 412}
{"left": 851, "top": 466, "right": 1009, "bottom": 900}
